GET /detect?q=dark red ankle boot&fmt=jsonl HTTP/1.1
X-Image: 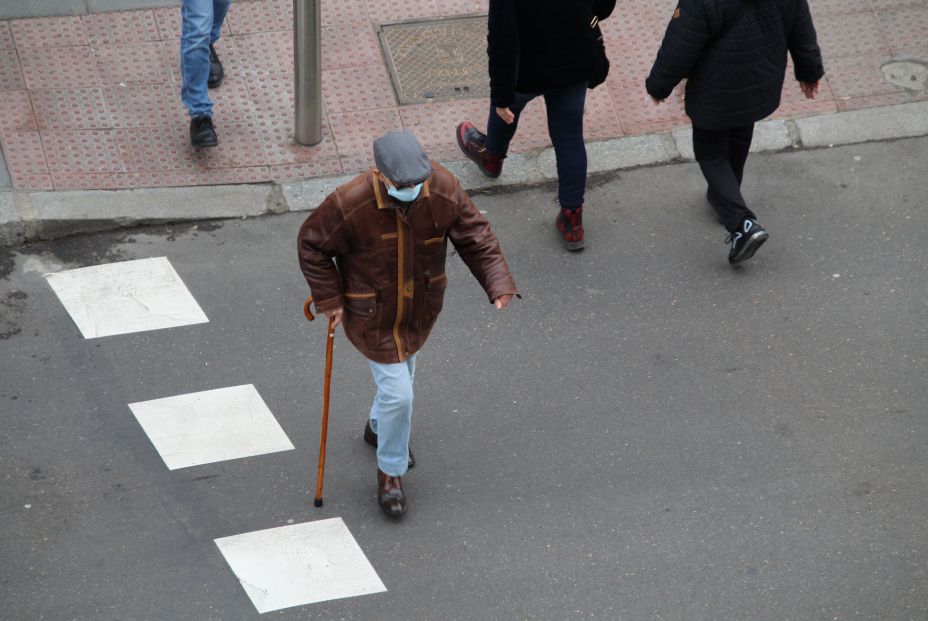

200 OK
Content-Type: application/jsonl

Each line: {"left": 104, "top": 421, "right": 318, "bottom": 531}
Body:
{"left": 555, "top": 207, "right": 585, "bottom": 251}
{"left": 455, "top": 121, "right": 504, "bottom": 178}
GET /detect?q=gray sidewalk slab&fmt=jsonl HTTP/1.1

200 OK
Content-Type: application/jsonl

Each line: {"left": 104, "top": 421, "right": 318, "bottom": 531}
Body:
{"left": 0, "top": 192, "right": 24, "bottom": 247}
{"left": 12, "top": 184, "right": 283, "bottom": 242}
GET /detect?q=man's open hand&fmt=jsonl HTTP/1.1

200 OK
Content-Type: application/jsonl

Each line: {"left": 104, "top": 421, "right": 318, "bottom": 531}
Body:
{"left": 799, "top": 80, "right": 819, "bottom": 99}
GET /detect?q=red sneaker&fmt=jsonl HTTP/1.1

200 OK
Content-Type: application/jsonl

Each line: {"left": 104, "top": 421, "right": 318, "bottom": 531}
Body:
{"left": 555, "top": 207, "right": 585, "bottom": 251}
{"left": 455, "top": 122, "right": 504, "bottom": 178}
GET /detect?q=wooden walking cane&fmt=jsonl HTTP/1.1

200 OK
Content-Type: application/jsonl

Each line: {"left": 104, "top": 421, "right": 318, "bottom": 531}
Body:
{"left": 304, "top": 296, "right": 336, "bottom": 508}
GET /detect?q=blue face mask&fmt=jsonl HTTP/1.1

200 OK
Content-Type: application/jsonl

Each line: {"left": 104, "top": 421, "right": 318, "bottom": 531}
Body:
{"left": 387, "top": 182, "right": 423, "bottom": 203}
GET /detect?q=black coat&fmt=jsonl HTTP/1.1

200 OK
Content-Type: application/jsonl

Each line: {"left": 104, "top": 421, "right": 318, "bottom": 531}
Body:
{"left": 488, "top": 0, "right": 616, "bottom": 107}
{"left": 645, "top": 0, "right": 825, "bottom": 130}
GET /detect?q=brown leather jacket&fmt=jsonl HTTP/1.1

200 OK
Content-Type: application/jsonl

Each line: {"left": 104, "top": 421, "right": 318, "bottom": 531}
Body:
{"left": 298, "top": 162, "right": 518, "bottom": 364}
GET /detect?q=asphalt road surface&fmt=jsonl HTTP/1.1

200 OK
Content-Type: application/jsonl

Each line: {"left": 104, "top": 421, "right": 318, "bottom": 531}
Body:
{"left": 2, "top": 136, "right": 927, "bottom": 620}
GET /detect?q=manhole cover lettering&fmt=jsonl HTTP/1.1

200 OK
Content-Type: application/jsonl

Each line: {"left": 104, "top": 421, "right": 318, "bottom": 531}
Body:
{"left": 379, "top": 16, "right": 490, "bottom": 104}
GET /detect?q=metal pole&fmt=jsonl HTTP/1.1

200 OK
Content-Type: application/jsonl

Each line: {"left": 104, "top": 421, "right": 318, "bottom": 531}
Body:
{"left": 294, "top": 0, "right": 322, "bottom": 146}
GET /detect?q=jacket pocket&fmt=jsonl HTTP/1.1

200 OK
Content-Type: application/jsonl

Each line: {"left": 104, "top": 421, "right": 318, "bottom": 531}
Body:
{"left": 344, "top": 291, "right": 380, "bottom": 349}
{"left": 420, "top": 273, "right": 447, "bottom": 331}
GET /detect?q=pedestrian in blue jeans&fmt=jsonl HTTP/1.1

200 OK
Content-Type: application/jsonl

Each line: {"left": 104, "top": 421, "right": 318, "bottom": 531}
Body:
{"left": 456, "top": 0, "right": 616, "bottom": 252}
{"left": 181, "top": 0, "right": 231, "bottom": 148}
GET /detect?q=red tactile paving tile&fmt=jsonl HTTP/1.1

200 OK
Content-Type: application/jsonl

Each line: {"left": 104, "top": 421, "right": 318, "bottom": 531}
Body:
{"left": 330, "top": 108, "right": 403, "bottom": 156}
{"left": 227, "top": 0, "right": 292, "bottom": 34}
{"left": 95, "top": 42, "right": 173, "bottom": 85}
{"left": 877, "top": 6, "right": 928, "bottom": 55}
{"left": 322, "top": 64, "right": 397, "bottom": 112}
{"left": 397, "top": 95, "right": 556, "bottom": 155}
{"left": 51, "top": 171, "right": 136, "bottom": 190}
{"left": 42, "top": 129, "right": 124, "bottom": 174}
{"left": 816, "top": 11, "right": 889, "bottom": 57}
{"left": 232, "top": 31, "right": 293, "bottom": 77}
{"left": 773, "top": 77, "right": 838, "bottom": 118}
{"left": 809, "top": 0, "right": 869, "bottom": 16}
{"left": 208, "top": 79, "right": 258, "bottom": 124}
{"left": 31, "top": 87, "right": 113, "bottom": 130}
{"left": 19, "top": 46, "right": 101, "bottom": 89}
{"left": 434, "top": 0, "right": 490, "bottom": 17}
{"left": 613, "top": 2, "right": 677, "bottom": 26}
{"left": 258, "top": 119, "right": 340, "bottom": 166}
{"left": 245, "top": 74, "right": 294, "bottom": 119}
{"left": 115, "top": 126, "right": 198, "bottom": 171}
{"left": 0, "top": 48, "right": 26, "bottom": 90}
{"left": 11, "top": 16, "right": 87, "bottom": 48}
{"left": 13, "top": 173, "right": 55, "bottom": 190}
{"left": 321, "top": 23, "right": 382, "bottom": 70}
{"left": 0, "top": 131, "right": 49, "bottom": 175}
{"left": 128, "top": 169, "right": 200, "bottom": 188}
{"left": 1, "top": 0, "right": 921, "bottom": 193}
{"left": 399, "top": 97, "right": 488, "bottom": 150}
{"left": 0, "top": 22, "right": 15, "bottom": 49}
{"left": 269, "top": 160, "right": 344, "bottom": 183}
{"left": 869, "top": 0, "right": 928, "bottom": 9}
{"left": 339, "top": 155, "right": 376, "bottom": 175}
{"left": 82, "top": 10, "right": 159, "bottom": 46}
{"left": 0, "top": 90, "right": 36, "bottom": 132}
{"left": 187, "top": 121, "right": 273, "bottom": 168}
{"left": 196, "top": 166, "right": 272, "bottom": 186}
{"left": 322, "top": 0, "right": 368, "bottom": 27}
{"left": 366, "top": 0, "right": 438, "bottom": 24}
{"left": 584, "top": 86, "right": 625, "bottom": 142}
{"left": 824, "top": 54, "right": 904, "bottom": 99}
{"left": 152, "top": 6, "right": 231, "bottom": 41}
{"left": 609, "top": 81, "right": 688, "bottom": 136}
{"left": 103, "top": 83, "right": 187, "bottom": 128}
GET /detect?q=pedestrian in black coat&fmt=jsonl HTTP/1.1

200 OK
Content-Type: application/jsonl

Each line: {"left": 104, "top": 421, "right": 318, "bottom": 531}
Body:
{"left": 646, "top": 0, "right": 825, "bottom": 264}
{"left": 456, "top": 0, "right": 616, "bottom": 252}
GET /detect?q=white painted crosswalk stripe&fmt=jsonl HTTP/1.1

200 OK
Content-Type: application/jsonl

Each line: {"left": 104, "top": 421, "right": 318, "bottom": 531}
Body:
{"left": 48, "top": 256, "right": 382, "bottom": 613}
{"left": 215, "top": 518, "right": 387, "bottom": 613}
{"left": 44, "top": 256, "right": 208, "bottom": 338}
{"left": 128, "top": 384, "right": 294, "bottom": 470}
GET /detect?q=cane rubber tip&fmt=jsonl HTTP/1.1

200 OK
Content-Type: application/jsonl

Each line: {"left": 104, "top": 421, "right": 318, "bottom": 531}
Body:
{"left": 313, "top": 498, "right": 323, "bottom": 508}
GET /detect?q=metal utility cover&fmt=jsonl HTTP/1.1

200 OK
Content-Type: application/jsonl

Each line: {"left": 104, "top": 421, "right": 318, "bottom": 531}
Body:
{"left": 379, "top": 16, "right": 489, "bottom": 105}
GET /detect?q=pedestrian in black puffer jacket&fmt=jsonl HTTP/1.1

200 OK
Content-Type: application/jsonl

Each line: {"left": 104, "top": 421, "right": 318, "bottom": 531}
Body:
{"left": 646, "top": 0, "right": 825, "bottom": 264}
{"left": 456, "top": 0, "right": 617, "bottom": 252}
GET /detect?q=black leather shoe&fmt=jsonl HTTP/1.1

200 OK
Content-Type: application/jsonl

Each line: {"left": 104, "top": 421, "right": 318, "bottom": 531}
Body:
{"left": 364, "top": 421, "right": 415, "bottom": 468}
{"left": 190, "top": 115, "right": 218, "bottom": 148}
{"left": 377, "top": 469, "right": 407, "bottom": 518}
{"left": 208, "top": 43, "right": 224, "bottom": 89}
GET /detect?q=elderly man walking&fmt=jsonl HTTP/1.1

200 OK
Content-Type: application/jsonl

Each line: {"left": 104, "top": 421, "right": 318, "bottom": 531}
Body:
{"left": 646, "top": 0, "right": 824, "bottom": 264}
{"left": 297, "top": 131, "right": 519, "bottom": 518}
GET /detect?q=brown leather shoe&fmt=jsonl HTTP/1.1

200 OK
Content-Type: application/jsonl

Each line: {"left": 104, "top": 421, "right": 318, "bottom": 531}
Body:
{"left": 555, "top": 206, "right": 585, "bottom": 251}
{"left": 364, "top": 421, "right": 415, "bottom": 468}
{"left": 456, "top": 121, "right": 504, "bottom": 178}
{"left": 377, "top": 469, "right": 407, "bottom": 518}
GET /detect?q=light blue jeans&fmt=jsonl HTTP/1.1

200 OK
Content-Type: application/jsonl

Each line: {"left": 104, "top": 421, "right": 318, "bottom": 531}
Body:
{"left": 180, "top": 0, "right": 232, "bottom": 118}
{"left": 368, "top": 355, "right": 417, "bottom": 477}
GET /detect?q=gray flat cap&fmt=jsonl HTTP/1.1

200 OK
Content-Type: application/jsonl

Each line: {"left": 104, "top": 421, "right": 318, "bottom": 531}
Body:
{"left": 373, "top": 130, "right": 431, "bottom": 185}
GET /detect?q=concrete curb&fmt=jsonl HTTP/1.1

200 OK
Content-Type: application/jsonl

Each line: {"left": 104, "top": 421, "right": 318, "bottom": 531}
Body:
{"left": 2, "top": 100, "right": 927, "bottom": 248}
